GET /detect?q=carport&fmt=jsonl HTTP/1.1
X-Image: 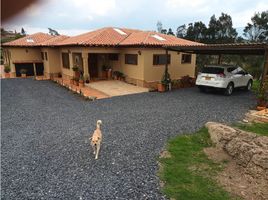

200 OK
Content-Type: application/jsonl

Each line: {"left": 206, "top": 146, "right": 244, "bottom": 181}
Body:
{"left": 14, "top": 62, "right": 44, "bottom": 77}
{"left": 165, "top": 43, "right": 268, "bottom": 87}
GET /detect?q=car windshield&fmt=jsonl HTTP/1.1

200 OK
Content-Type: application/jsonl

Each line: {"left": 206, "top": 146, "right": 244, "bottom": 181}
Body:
{"left": 201, "top": 67, "right": 224, "bottom": 74}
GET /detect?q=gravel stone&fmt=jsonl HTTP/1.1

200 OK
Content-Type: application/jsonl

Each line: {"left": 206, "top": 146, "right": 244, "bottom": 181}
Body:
{"left": 1, "top": 78, "right": 255, "bottom": 199}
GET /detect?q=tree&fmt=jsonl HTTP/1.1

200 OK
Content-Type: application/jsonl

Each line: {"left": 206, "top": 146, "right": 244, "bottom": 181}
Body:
{"left": 156, "top": 21, "right": 163, "bottom": 33}
{"left": 48, "top": 28, "right": 59, "bottom": 36}
{"left": 167, "top": 28, "right": 175, "bottom": 36}
{"left": 161, "top": 29, "right": 167, "bottom": 34}
{"left": 185, "top": 22, "right": 207, "bottom": 42}
{"left": 243, "top": 11, "right": 268, "bottom": 42}
{"left": 207, "top": 15, "right": 219, "bottom": 43}
{"left": 217, "top": 13, "right": 237, "bottom": 43}
{"left": 176, "top": 24, "right": 187, "bottom": 38}
{"left": 21, "top": 28, "right": 26, "bottom": 35}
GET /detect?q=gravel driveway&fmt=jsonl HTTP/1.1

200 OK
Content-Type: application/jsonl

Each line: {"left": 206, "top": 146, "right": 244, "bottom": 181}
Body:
{"left": 1, "top": 79, "right": 255, "bottom": 199}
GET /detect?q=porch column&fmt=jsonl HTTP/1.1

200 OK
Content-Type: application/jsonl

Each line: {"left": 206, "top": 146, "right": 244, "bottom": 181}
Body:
{"left": 217, "top": 54, "right": 222, "bottom": 64}
{"left": 261, "top": 49, "right": 268, "bottom": 88}
{"left": 33, "top": 63, "right": 37, "bottom": 77}
{"left": 69, "top": 52, "right": 74, "bottom": 77}
{"left": 82, "top": 53, "right": 89, "bottom": 77}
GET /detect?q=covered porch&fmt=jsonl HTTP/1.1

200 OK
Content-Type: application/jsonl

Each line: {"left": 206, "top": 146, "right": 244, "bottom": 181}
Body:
{"left": 71, "top": 51, "right": 121, "bottom": 81}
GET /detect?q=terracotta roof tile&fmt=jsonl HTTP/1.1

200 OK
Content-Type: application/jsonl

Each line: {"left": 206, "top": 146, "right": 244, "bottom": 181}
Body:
{"left": 3, "top": 33, "right": 69, "bottom": 47}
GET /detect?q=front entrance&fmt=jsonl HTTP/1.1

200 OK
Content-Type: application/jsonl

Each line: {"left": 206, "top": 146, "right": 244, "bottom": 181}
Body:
{"left": 88, "top": 54, "right": 98, "bottom": 78}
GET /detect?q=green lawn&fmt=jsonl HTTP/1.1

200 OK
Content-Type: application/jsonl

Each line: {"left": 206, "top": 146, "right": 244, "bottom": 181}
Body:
{"left": 158, "top": 128, "right": 239, "bottom": 200}
{"left": 252, "top": 79, "right": 260, "bottom": 93}
{"left": 234, "top": 122, "right": 268, "bottom": 136}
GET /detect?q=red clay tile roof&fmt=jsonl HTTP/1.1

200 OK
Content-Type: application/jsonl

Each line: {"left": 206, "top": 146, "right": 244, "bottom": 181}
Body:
{"left": 3, "top": 27, "right": 203, "bottom": 47}
{"left": 2, "top": 33, "right": 69, "bottom": 47}
{"left": 120, "top": 31, "right": 201, "bottom": 46}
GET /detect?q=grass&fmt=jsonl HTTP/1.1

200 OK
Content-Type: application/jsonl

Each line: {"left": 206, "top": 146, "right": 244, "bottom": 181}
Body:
{"left": 252, "top": 79, "right": 260, "bottom": 93}
{"left": 234, "top": 122, "right": 268, "bottom": 136}
{"left": 158, "top": 128, "right": 239, "bottom": 200}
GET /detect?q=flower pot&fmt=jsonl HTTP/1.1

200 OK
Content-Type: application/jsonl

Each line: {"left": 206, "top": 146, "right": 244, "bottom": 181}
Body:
{"left": 21, "top": 73, "right": 27, "bottom": 78}
{"left": 101, "top": 71, "right": 107, "bottom": 79}
{"left": 79, "top": 80, "right": 84, "bottom": 87}
{"left": 256, "top": 106, "right": 266, "bottom": 111}
{"left": 158, "top": 83, "right": 165, "bottom": 92}
{"left": 74, "top": 81, "right": 79, "bottom": 86}
{"left": 75, "top": 71, "right": 80, "bottom": 78}
{"left": 5, "top": 73, "right": 10, "bottom": 78}
{"left": 107, "top": 69, "right": 112, "bottom": 79}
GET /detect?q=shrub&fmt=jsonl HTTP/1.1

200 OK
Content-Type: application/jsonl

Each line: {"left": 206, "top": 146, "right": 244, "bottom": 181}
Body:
{"left": 4, "top": 65, "right": 11, "bottom": 73}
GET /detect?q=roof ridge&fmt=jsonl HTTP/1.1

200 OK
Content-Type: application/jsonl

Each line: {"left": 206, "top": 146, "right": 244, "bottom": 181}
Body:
{"left": 118, "top": 29, "right": 135, "bottom": 45}
{"left": 142, "top": 32, "right": 152, "bottom": 45}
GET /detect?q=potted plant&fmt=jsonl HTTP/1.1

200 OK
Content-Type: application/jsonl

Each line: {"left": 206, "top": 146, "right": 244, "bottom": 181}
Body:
{"left": 107, "top": 68, "right": 112, "bottom": 79}
{"left": 4, "top": 65, "right": 11, "bottom": 78}
{"left": 70, "top": 78, "right": 74, "bottom": 85}
{"left": 113, "top": 71, "right": 120, "bottom": 80}
{"left": 158, "top": 69, "right": 171, "bottom": 92}
{"left": 180, "top": 75, "right": 191, "bottom": 88}
{"left": 84, "top": 74, "right": 90, "bottom": 84}
{"left": 101, "top": 65, "right": 108, "bottom": 79}
{"left": 256, "top": 83, "right": 267, "bottom": 110}
{"left": 20, "top": 69, "right": 27, "bottom": 78}
{"left": 73, "top": 77, "right": 79, "bottom": 86}
{"left": 79, "top": 75, "right": 85, "bottom": 87}
{"left": 72, "top": 65, "right": 80, "bottom": 78}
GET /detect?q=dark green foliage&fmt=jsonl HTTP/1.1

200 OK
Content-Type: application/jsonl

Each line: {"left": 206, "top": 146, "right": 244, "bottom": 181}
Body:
{"left": 243, "top": 11, "right": 268, "bottom": 42}
{"left": 48, "top": 28, "right": 60, "bottom": 36}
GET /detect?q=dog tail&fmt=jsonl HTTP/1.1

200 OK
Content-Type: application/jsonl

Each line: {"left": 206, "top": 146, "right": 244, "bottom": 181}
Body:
{"left": 97, "top": 120, "right": 102, "bottom": 129}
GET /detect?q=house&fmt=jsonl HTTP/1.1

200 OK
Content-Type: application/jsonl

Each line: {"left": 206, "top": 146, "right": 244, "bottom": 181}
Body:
{"left": 2, "top": 27, "right": 201, "bottom": 88}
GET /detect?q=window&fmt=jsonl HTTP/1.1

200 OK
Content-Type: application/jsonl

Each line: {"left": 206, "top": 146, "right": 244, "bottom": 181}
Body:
{"left": 109, "top": 53, "right": 119, "bottom": 61}
{"left": 45, "top": 52, "right": 48, "bottom": 60}
{"left": 181, "top": 54, "right": 192, "bottom": 64}
{"left": 201, "top": 67, "right": 224, "bottom": 74}
{"left": 41, "top": 52, "right": 44, "bottom": 60}
{"left": 153, "top": 54, "right": 170, "bottom": 65}
{"left": 125, "top": 54, "right": 138, "bottom": 65}
{"left": 62, "top": 53, "right": 70, "bottom": 69}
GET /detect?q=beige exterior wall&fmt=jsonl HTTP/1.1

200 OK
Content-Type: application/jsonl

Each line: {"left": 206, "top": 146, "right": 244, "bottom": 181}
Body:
{"left": 143, "top": 49, "right": 196, "bottom": 83}
{"left": 4, "top": 47, "right": 42, "bottom": 74}
{"left": 4, "top": 46, "right": 196, "bottom": 87}
{"left": 119, "top": 48, "right": 144, "bottom": 81}
{"left": 40, "top": 48, "right": 61, "bottom": 77}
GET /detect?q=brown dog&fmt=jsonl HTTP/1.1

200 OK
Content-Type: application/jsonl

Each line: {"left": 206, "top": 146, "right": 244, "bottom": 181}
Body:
{"left": 90, "top": 120, "right": 102, "bottom": 159}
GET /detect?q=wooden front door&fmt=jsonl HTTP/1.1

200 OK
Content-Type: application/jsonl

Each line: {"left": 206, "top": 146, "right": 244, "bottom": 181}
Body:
{"left": 88, "top": 54, "right": 98, "bottom": 78}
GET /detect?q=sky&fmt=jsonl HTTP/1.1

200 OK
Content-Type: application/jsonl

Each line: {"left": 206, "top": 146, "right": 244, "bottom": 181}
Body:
{"left": 3, "top": 0, "right": 268, "bottom": 36}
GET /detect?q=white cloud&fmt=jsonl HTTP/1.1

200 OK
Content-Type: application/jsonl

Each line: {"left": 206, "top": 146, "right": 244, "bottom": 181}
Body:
{"left": 3, "top": 24, "right": 90, "bottom": 36}
{"left": 73, "top": 0, "right": 116, "bottom": 16}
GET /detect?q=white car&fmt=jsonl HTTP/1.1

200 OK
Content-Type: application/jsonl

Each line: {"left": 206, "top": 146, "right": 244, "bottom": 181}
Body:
{"left": 196, "top": 65, "right": 253, "bottom": 95}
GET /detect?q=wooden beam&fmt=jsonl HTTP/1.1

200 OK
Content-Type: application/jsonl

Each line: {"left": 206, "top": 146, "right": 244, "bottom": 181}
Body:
{"left": 165, "top": 48, "right": 168, "bottom": 73}
{"left": 217, "top": 54, "right": 222, "bottom": 64}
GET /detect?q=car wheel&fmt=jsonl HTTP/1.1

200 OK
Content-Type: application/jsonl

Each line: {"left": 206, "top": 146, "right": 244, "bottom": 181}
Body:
{"left": 225, "top": 83, "right": 234, "bottom": 96}
{"left": 245, "top": 80, "right": 253, "bottom": 91}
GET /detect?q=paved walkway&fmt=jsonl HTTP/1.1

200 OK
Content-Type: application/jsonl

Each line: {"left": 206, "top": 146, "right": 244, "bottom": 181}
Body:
{"left": 1, "top": 78, "right": 255, "bottom": 199}
{"left": 87, "top": 80, "right": 149, "bottom": 97}
{"left": 43, "top": 77, "right": 109, "bottom": 99}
